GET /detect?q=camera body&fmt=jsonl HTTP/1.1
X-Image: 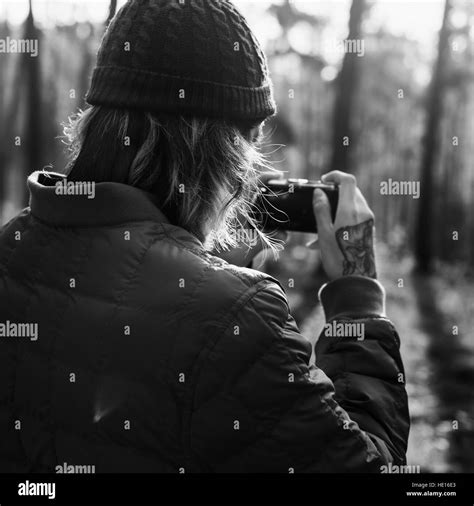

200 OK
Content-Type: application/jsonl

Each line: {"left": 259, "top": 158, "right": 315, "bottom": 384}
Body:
{"left": 253, "top": 178, "right": 339, "bottom": 233}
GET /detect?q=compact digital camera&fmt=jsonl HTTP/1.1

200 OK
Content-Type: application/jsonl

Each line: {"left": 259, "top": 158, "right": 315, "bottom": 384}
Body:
{"left": 253, "top": 178, "right": 339, "bottom": 233}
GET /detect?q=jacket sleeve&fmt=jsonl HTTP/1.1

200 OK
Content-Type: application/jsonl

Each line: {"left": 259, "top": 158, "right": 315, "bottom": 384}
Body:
{"left": 190, "top": 275, "right": 409, "bottom": 472}
{"left": 314, "top": 276, "right": 410, "bottom": 469}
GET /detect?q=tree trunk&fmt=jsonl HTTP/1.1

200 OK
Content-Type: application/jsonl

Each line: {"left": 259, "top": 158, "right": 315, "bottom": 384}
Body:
{"left": 415, "top": 0, "right": 452, "bottom": 273}
{"left": 22, "top": 1, "right": 42, "bottom": 205}
{"left": 329, "top": 0, "right": 366, "bottom": 175}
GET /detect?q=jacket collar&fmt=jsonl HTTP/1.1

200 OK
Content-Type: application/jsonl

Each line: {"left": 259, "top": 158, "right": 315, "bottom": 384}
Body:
{"left": 28, "top": 171, "right": 172, "bottom": 228}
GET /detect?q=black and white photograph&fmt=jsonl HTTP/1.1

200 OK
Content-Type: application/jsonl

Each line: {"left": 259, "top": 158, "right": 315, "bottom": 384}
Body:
{"left": 0, "top": 0, "right": 473, "bottom": 504}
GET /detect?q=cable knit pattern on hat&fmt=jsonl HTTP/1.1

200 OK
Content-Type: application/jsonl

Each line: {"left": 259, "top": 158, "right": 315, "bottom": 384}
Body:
{"left": 86, "top": 0, "right": 277, "bottom": 122}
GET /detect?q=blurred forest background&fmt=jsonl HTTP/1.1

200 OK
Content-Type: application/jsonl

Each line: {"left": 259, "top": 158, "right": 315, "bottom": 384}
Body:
{"left": 0, "top": 0, "right": 473, "bottom": 472}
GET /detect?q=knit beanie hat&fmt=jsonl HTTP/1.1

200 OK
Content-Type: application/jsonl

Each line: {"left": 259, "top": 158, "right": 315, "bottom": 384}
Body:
{"left": 86, "top": 0, "right": 277, "bottom": 123}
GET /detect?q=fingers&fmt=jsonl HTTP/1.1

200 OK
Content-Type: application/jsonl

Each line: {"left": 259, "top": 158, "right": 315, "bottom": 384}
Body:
{"left": 322, "top": 171, "right": 375, "bottom": 225}
{"left": 313, "top": 189, "right": 333, "bottom": 239}
{"left": 321, "top": 170, "right": 356, "bottom": 186}
{"left": 354, "top": 187, "right": 375, "bottom": 221}
{"left": 322, "top": 170, "right": 356, "bottom": 204}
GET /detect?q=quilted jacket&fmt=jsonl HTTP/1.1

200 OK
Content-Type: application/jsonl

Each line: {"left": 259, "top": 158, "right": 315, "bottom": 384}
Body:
{"left": 0, "top": 172, "right": 409, "bottom": 473}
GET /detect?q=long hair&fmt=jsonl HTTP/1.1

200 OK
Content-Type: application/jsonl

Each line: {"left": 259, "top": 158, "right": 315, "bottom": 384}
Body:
{"left": 62, "top": 106, "right": 280, "bottom": 253}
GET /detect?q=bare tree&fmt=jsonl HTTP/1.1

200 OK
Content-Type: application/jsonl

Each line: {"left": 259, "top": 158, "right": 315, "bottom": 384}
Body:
{"left": 329, "top": 0, "right": 367, "bottom": 174}
{"left": 22, "top": 0, "right": 42, "bottom": 205}
{"left": 415, "top": 0, "right": 453, "bottom": 273}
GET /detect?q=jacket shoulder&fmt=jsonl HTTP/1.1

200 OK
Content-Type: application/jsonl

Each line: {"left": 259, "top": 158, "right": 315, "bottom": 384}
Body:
{"left": 143, "top": 226, "right": 286, "bottom": 325}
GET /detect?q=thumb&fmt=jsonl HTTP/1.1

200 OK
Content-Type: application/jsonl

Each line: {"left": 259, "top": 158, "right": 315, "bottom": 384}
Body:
{"left": 313, "top": 189, "right": 333, "bottom": 239}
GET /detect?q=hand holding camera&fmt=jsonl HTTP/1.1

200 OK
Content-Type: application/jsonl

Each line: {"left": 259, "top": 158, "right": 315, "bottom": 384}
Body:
{"left": 312, "top": 171, "right": 377, "bottom": 281}
{"left": 254, "top": 170, "right": 377, "bottom": 281}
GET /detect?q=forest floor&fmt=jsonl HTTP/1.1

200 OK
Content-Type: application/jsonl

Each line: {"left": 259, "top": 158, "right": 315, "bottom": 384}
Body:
{"left": 267, "top": 242, "right": 474, "bottom": 473}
